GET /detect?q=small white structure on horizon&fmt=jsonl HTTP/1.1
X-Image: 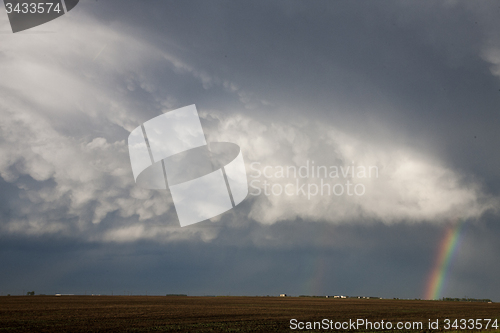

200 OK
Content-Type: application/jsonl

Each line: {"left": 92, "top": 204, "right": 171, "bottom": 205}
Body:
{"left": 280, "top": 294, "right": 287, "bottom": 297}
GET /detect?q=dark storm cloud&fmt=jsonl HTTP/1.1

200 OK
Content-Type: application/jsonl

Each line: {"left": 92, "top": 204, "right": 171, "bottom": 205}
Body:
{"left": 0, "top": 0, "right": 499, "bottom": 300}
{"left": 2, "top": 218, "right": 499, "bottom": 300}
{"left": 80, "top": 0, "right": 499, "bottom": 191}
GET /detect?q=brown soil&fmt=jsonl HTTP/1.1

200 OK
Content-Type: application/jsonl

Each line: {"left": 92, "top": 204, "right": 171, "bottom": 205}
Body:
{"left": 0, "top": 296, "right": 498, "bottom": 332}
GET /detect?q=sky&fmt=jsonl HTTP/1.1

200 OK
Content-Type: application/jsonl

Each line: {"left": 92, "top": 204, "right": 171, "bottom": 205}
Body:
{"left": 0, "top": 0, "right": 499, "bottom": 300}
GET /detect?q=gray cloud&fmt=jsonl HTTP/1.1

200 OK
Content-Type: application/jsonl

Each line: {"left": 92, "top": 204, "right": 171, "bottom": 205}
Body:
{"left": 0, "top": 0, "right": 499, "bottom": 300}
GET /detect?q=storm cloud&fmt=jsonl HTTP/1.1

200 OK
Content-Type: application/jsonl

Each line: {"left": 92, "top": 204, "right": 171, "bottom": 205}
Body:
{"left": 0, "top": 0, "right": 499, "bottom": 300}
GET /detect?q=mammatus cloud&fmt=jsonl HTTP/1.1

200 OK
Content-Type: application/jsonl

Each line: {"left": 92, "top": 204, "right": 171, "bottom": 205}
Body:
{"left": 202, "top": 112, "right": 497, "bottom": 225}
{"left": 0, "top": 5, "right": 498, "bottom": 244}
{"left": 0, "top": 10, "right": 258, "bottom": 241}
{"left": 0, "top": 12, "right": 181, "bottom": 238}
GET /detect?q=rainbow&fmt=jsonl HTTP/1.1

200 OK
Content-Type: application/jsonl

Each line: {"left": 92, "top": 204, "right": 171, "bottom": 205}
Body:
{"left": 424, "top": 219, "right": 467, "bottom": 300}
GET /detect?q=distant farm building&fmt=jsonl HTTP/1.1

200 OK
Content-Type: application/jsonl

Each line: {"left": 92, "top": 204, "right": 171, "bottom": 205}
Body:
{"left": 280, "top": 294, "right": 287, "bottom": 297}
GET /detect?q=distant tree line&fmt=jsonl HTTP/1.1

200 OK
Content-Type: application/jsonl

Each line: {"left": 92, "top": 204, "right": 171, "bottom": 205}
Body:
{"left": 442, "top": 297, "right": 491, "bottom": 303}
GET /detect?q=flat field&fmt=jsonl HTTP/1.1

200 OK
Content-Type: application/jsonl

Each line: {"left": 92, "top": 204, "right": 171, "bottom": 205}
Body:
{"left": 0, "top": 296, "right": 499, "bottom": 332}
